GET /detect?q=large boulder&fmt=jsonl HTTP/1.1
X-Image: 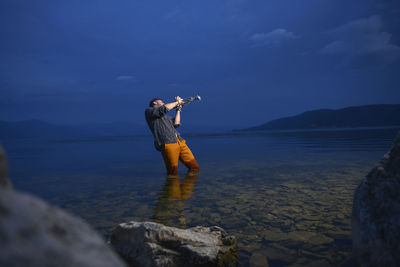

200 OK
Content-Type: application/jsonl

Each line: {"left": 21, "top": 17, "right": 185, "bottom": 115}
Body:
{"left": 110, "top": 221, "right": 238, "bottom": 267}
{"left": 352, "top": 131, "right": 400, "bottom": 266}
{"left": 0, "top": 145, "right": 12, "bottom": 189}
{"left": 0, "top": 188, "right": 127, "bottom": 267}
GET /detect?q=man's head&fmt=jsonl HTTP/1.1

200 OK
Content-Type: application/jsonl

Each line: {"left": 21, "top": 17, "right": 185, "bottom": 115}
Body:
{"left": 149, "top": 98, "right": 164, "bottom": 107}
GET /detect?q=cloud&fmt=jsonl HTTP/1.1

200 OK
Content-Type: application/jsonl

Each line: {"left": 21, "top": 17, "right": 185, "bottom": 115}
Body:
{"left": 319, "top": 15, "right": 400, "bottom": 62}
{"left": 115, "top": 75, "right": 137, "bottom": 82}
{"left": 250, "top": 29, "right": 299, "bottom": 48}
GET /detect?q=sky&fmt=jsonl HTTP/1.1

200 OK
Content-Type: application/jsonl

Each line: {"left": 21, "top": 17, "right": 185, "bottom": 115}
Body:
{"left": 1, "top": 0, "right": 399, "bottom": 128}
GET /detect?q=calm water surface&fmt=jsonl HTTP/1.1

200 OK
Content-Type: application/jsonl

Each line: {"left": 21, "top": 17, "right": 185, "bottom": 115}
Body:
{"left": 3, "top": 128, "right": 400, "bottom": 266}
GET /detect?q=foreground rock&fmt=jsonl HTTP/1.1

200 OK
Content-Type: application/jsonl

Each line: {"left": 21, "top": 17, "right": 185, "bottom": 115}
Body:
{"left": 0, "top": 145, "right": 12, "bottom": 189}
{"left": 0, "top": 188, "right": 127, "bottom": 267}
{"left": 110, "top": 221, "right": 238, "bottom": 267}
{"left": 352, "top": 131, "right": 400, "bottom": 266}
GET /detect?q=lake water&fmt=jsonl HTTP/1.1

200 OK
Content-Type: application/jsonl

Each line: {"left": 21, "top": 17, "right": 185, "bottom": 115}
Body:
{"left": 3, "top": 127, "right": 400, "bottom": 266}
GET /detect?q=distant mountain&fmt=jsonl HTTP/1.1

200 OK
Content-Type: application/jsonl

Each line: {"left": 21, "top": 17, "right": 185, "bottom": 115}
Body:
{"left": 237, "top": 104, "right": 400, "bottom": 131}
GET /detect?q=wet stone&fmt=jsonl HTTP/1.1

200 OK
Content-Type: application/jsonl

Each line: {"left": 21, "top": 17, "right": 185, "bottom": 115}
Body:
{"left": 262, "top": 230, "right": 288, "bottom": 242}
{"left": 249, "top": 252, "right": 269, "bottom": 267}
{"left": 287, "top": 231, "right": 315, "bottom": 242}
{"left": 261, "top": 246, "right": 297, "bottom": 263}
{"left": 308, "top": 234, "right": 334, "bottom": 245}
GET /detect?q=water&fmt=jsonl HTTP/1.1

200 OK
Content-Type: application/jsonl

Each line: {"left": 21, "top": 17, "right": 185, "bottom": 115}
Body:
{"left": 2, "top": 127, "right": 399, "bottom": 266}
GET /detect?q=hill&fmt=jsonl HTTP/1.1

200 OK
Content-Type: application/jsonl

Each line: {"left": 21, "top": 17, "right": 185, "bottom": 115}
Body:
{"left": 237, "top": 104, "right": 400, "bottom": 131}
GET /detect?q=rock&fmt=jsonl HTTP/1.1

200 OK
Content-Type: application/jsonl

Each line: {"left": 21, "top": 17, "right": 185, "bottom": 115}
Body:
{"left": 262, "top": 229, "right": 288, "bottom": 242}
{"left": 261, "top": 246, "right": 297, "bottom": 263}
{"left": 352, "top": 131, "right": 400, "bottom": 266}
{"left": 109, "top": 221, "right": 238, "bottom": 267}
{"left": 308, "top": 234, "right": 334, "bottom": 246}
{"left": 0, "top": 188, "right": 127, "bottom": 267}
{"left": 286, "top": 231, "right": 334, "bottom": 245}
{"left": 0, "top": 145, "right": 12, "bottom": 189}
{"left": 249, "top": 252, "right": 269, "bottom": 267}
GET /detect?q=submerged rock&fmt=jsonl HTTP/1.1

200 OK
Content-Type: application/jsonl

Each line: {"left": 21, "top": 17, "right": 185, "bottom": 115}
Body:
{"left": 0, "top": 188, "right": 127, "bottom": 267}
{"left": 249, "top": 252, "right": 269, "bottom": 267}
{"left": 110, "top": 221, "right": 238, "bottom": 267}
{"left": 352, "top": 131, "right": 400, "bottom": 266}
{"left": 260, "top": 245, "right": 297, "bottom": 263}
{"left": 0, "top": 145, "right": 12, "bottom": 189}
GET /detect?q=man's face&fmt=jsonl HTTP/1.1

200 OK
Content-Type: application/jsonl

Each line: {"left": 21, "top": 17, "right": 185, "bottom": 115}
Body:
{"left": 153, "top": 99, "right": 164, "bottom": 107}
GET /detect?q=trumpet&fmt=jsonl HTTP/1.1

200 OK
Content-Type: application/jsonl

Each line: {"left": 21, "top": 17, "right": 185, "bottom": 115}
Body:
{"left": 176, "top": 93, "right": 201, "bottom": 108}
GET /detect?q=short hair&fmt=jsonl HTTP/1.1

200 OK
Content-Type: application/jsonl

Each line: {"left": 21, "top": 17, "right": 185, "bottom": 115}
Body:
{"left": 149, "top": 98, "right": 162, "bottom": 107}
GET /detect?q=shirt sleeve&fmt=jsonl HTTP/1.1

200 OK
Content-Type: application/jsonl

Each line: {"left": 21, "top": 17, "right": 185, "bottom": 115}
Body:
{"left": 146, "top": 105, "right": 169, "bottom": 118}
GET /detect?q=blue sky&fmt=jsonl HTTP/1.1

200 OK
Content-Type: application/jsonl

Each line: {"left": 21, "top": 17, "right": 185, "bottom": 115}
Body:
{"left": 1, "top": 0, "right": 399, "bottom": 128}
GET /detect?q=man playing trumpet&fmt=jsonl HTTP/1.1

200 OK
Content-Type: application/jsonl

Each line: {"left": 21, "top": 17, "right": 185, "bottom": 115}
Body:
{"left": 145, "top": 96, "right": 200, "bottom": 176}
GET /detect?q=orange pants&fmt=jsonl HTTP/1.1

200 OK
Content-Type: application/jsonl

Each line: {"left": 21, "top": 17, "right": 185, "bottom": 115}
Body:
{"left": 161, "top": 138, "right": 199, "bottom": 175}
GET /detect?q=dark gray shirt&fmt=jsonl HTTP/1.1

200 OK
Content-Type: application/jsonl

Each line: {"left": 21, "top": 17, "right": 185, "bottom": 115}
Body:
{"left": 145, "top": 105, "right": 181, "bottom": 151}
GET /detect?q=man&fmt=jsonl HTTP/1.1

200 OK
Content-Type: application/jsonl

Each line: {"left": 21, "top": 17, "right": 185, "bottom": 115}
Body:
{"left": 145, "top": 96, "right": 199, "bottom": 176}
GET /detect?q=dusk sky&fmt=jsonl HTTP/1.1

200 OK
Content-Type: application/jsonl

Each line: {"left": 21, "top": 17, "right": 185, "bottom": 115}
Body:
{"left": 1, "top": 0, "right": 399, "bottom": 128}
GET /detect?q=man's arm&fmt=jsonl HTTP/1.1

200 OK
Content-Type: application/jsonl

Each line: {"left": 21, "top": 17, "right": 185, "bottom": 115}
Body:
{"left": 174, "top": 105, "right": 182, "bottom": 127}
{"left": 147, "top": 97, "right": 184, "bottom": 118}
{"left": 165, "top": 96, "right": 183, "bottom": 110}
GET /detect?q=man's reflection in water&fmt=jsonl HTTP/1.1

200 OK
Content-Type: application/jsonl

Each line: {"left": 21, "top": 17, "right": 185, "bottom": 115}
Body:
{"left": 152, "top": 171, "right": 199, "bottom": 228}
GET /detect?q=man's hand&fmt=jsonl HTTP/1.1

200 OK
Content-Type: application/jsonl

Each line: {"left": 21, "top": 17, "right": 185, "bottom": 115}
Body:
{"left": 175, "top": 96, "right": 184, "bottom": 105}
{"left": 165, "top": 96, "right": 184, "bottom": 111}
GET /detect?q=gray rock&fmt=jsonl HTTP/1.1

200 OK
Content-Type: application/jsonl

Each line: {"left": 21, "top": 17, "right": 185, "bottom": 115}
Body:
{"left": 110, "top": 221, "right": 238, "bottom": 267}
{"left": 0, "top": 188, "right": 127, "bottom": 267}
{"left": 0, "top": 145, "right": 12, "bottom": 189}
{"left": 352, "top": 131, "right": 400, "bottom": 266}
